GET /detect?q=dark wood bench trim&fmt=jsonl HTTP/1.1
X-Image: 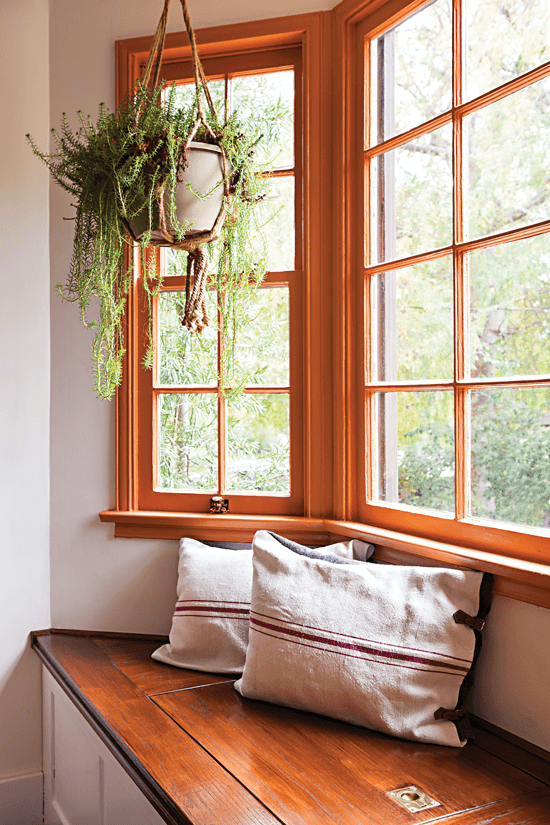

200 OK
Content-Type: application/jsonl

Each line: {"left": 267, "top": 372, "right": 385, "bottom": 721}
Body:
{"left": 33, "top": 629, "right": 550, "bottom": 825}
{"left": 33, "top": 631, "right": 281, "bottom": 825}
{"left": 471, "top": 716, "right": 550, "bottom": 785}
{"left": 34, "top": 634, "right": 186, "bottom": 825}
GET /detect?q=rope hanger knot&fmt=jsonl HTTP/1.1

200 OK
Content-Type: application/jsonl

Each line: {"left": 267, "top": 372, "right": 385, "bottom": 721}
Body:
{"left": 138, "top": 0, "right": 232, "bottom": 332}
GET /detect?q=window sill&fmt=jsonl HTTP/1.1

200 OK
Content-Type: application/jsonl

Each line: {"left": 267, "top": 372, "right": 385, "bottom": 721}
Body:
{"left": 99, "top": 510, "right": 550, "bottom": 608}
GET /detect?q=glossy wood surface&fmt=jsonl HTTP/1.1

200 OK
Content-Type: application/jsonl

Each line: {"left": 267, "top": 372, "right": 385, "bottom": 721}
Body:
{"left": 33, "top": 632, "right": 278, "bottom": 825}
{"left": 437, "top": 789, "right": 550, "bottom": 824}
{"left": 155, "top": 681, "right": 544, "bottom": 825}
{"left": 34, "top": 630, "right": 550, "bottom": 825}
{"left": 90, "top": 637, "right": 233, "bottom": 695}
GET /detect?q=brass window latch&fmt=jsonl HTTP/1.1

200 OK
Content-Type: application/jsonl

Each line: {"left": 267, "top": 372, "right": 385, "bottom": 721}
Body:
{"left": 210, "top": 496, "right": 229, "bottom": 514}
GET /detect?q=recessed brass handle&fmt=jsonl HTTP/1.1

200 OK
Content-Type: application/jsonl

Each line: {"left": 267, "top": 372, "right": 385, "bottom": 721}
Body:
{"left": 387, "top": 785, "right": 441, "bottom": 813}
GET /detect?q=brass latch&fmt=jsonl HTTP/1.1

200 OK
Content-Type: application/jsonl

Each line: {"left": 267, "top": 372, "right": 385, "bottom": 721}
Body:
{"left": 387, "top": 786, "right": 441, "bottom": 813}
{"left": 210, "top": 496, "right": 229, "bottom": 514}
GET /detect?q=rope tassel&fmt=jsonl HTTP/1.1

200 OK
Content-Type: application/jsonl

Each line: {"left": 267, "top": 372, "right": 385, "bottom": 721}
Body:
{"left": 183, "top": 247, "right": 210, "bottom": 333}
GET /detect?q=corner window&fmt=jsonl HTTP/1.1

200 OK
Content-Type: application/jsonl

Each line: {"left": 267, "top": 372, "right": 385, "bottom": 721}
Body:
{"left": 359, "top": 0, "right": 550, "bottom": 550}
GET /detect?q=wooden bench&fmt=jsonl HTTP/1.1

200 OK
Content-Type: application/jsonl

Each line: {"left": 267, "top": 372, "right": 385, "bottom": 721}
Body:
{"left": 33, "top": 629, "right": 550, "bottom": 825}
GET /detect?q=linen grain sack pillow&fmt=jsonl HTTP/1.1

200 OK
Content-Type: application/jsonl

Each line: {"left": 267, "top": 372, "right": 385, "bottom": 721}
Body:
{"left": 234, "top": 530, "right": 491, "bottom": 746}
{"left": 152, "top": 538, "right": 253, "bottom": 673}
{"left": 153, "top": 535, "right": 374, "bottom": 674}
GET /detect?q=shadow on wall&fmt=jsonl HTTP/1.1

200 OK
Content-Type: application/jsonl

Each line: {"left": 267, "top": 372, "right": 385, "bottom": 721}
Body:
{"left": 53, "top": 537, "right": 180, "bottom": 636}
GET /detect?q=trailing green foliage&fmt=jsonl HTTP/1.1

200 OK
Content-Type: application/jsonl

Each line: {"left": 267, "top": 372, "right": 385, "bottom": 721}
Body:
{"left": 27, "top": 81, "right": 280, "bottom": 399}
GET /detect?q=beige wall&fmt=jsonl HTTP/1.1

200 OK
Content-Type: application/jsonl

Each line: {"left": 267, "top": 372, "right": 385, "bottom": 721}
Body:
{"left": 47, "top": 0, "right": 550, "bottom": 756}
{"left": 0, "top": 0, "right": 51, "bottom": 780}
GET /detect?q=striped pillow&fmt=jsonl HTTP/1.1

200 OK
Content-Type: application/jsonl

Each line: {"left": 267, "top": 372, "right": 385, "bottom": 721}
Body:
{"left": 234, "top": 530, "right": 491, "bottom": 746}
{"left": 153, "top": 535, "right": 374, "bottom": 674}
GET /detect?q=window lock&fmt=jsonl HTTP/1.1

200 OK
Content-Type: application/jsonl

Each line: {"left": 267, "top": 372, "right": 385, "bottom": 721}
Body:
{"left": 210, "top": 496, "right": 229, "bottom": 514}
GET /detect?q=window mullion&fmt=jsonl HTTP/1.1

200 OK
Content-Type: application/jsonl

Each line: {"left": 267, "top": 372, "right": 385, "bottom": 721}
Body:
{"left": 453, "top": 0, "right": 469, "bottom": 521}
{"left": 217, "top": 299, "right": 225, "bottom": 494}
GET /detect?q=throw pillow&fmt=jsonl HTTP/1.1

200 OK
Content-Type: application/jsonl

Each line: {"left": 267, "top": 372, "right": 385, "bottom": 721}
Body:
{"left": 234, "top": 530, "right": 491, "bottom": 746}
{"left": 153, "top": 535, "right": 374, "bottom": 674}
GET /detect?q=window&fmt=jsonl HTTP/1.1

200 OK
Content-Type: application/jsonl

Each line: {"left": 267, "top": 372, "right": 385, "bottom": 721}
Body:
{"left": 355, "top": 0, "right": 550, "bottom": 561}
{"left": 139, "top": 51, "right": 304, "bottom": 516}
{"left": 102, "top": 3, "right": 550, "bottom": 600}
{"left": 109, "top": 13, "right": 332, "bottom": 536}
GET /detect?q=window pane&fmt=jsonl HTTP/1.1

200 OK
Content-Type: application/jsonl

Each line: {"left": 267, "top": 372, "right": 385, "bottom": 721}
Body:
{"left": 375, "top": 391, "right": 455, "bottom": 512}
{"left": 226, "top": 394, "right": 290, "bottom": 493}
{"left": 374, "top": 257, "right": 453, "bottom": 381}
{"left": 171, "top": 79, "right": 226, "bottom": 115}
{"left": 467, "top": 77, "right": 550, "bottom": 240}
{"left": 470, "top": 234, "right": 550, "bottom": 378}
{"left": 231, "top": 71, "right": 294, "bottom": 169}
{"left": 251, "top": 175, "right": 295, "bottom": 271}
{"left": 471, "top": 386, "right": 550, "bottom": 528}
{"left": 466, "top": 0, "right": 550, "bottom": 102}
{"left": 158, "top": 286, "right": 218, "bottom": 386}
{"left": 371, "top": 0, "right": 452, "bottom": 143}
{"left": 372, "top": 123, "right": 453, "bottom": 263}
{"left": 235, "top": 287, "right": 289, "bottom": 386}
{"left": 158, "top": 393, "right": 218, "bottom": 490}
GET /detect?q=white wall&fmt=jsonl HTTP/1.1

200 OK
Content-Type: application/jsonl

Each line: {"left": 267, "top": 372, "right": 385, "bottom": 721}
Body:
{"left": 48, "top": 0, "right": 550, "bottom": 754}
{"left": 48, "top": 0, "right": 334, "bottom": 635}
{"left": 0, "top": 0, "right": 51, "bottom": 782}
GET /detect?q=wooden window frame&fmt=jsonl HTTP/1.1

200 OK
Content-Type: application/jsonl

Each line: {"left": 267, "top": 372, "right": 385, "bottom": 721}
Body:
{"left": 100, "top": 1, "right": 550, "bottom": 609}
{"left": 138, "top": 49, "right": 304, "bottom": 517}
{"left": 337, "top": 0, "right": 550, "bottom": 588}
{"left": 101, "top": 13, "right": 336, "bottom": 542}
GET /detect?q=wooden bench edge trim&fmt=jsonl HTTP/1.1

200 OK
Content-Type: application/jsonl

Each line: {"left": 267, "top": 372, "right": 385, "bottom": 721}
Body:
{"left": 471, "top": 716, "right": 550, "bottom": 784}
{"left": 32, "top": 632, "right": 192, "bottom": 825}
{"left": 48, "top": 627, "right": 169, "bottom": 642}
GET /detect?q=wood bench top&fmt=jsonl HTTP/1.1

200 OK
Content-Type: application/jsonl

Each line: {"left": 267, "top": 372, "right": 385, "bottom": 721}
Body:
{"left": 32, "top": 630, "right": 550, "bottom": 825}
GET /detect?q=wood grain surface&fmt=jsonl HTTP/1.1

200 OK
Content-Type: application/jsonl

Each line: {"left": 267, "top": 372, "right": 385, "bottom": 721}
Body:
{"left": 435, "top": 789, "right": 550, "bottom": 824}
{"left": 34, "top": 630, "right": 550, "bottom": 825}
{"left": 155, "top": 681, "right": 545, "bottom": 825}
{"left": 33, "top": 633, "right": 278, "bottom": 825}
{"left": 90, "top": 638, "right": 233, "bottom": 695}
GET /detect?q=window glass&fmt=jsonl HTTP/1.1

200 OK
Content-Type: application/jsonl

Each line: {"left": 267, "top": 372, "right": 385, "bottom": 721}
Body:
{"left": 471, "top": 386, "right": 550, "bottom": 528}
{"left": 466, "top": 77, "right": 550, "bottom": 240}
{"left": 250, "top": 176, "right": 295, "bottom": 271}
{"left": 234, "top": 287, "right": 290, "bottom": 386}
{"left": 374, "top": 257, "right": 454, "bottom": 381}
{"left": 371, "top": 123, "right": 453, "bottom": 263}
{"left": 470, "top": 234, "right": 550, "bottom": 378}
{"left": 171, "top": 79, "right": 226, "bottom": 115}
{"left": 226, "top": 394, "right": 290, "bottom": 493}
{"left": 374, "top": 390, "right": 455, "bottom": 512}
{"left": 158, "top": 393, "right": 218, "bottom": 491}
{"left": 158, "top": 286, "right": 218, "bottom": 386}
{"left": 231, "top": 71, "right": 294, "bottom": 168}
{"left": 371, "top": 0, "right": 452, "bottom": 143}
{"left": 466, "top": 0, "right": 550, "bottom": 101}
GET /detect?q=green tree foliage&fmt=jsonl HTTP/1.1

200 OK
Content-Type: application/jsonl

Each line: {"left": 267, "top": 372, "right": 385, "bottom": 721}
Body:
{"left": 156, "top": 71, "right": 294, "bottom": 494}
{"left": 158, "top": 281, "right": 291, "bottom": 493}
{"left": 381, "top": 0, "right": 550, "bottom": 528}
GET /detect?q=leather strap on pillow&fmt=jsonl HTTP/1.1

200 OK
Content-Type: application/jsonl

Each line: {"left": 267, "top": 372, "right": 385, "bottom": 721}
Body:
{"left": 446, "top": 572, "right": 494, "bottom": 742}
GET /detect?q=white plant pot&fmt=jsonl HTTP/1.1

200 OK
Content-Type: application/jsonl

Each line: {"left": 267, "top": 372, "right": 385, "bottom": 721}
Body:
{"left": 128, "top": 141, "right": 225, "bottom": 242}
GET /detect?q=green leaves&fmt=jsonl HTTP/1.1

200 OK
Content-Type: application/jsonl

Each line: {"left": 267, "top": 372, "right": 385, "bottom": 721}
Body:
{"left": 28, "top": 79, "right": 282, "bottom": 399}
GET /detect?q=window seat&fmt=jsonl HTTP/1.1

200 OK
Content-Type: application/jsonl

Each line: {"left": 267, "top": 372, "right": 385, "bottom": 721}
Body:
{"left": 33, "top": 629, "right": 550, "bottom": 825}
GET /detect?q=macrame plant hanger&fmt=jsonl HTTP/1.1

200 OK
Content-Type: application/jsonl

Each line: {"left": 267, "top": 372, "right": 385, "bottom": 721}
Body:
{"left": 133, "top": 0, "right": 232, "bottom": 333}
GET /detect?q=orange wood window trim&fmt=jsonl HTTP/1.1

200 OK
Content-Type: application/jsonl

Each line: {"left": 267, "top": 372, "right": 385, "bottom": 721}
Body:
{"left": 108, "top": 0, "right": 550, "bottom": 609}
{"left": 347, "top": 0, "right": 550, "bottom": 565}
{"left": 115, "top": 12, "right": 334, "bottom": 520}
{"left": 99, "top": 508, "right": 550, "bottom": 606}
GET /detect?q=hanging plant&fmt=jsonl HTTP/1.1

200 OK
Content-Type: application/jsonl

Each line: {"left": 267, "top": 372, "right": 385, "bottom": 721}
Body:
{"left": 27, "top": 0, "right": 283, "bottom": 399}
